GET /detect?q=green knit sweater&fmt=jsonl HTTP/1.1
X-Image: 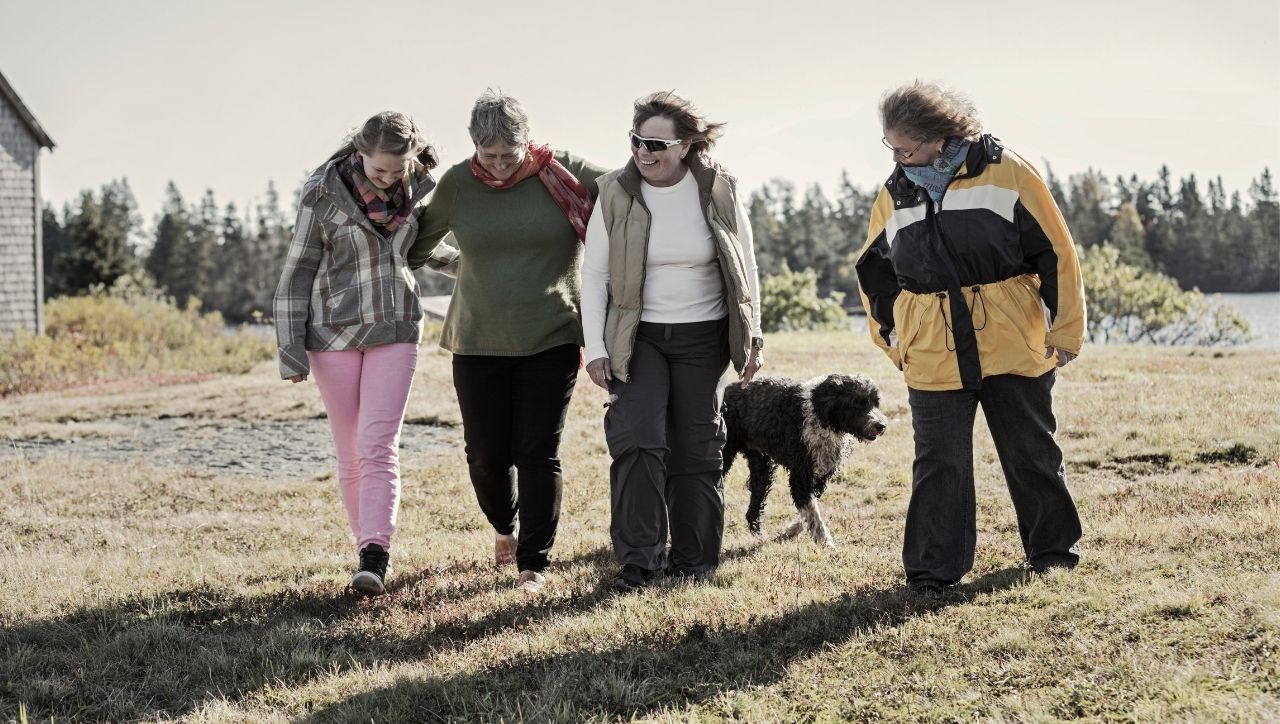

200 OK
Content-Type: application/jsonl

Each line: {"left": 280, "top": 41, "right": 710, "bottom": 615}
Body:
{"left": 408, "top": 151, "right": 607, "bottom": 356}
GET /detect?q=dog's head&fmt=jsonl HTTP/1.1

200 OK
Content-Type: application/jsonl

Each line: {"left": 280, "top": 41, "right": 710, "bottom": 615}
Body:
{"left": 808, "top": 374, "right": 887, "bottom": 442}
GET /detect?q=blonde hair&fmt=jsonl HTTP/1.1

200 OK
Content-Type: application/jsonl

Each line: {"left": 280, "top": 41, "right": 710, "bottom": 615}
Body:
{"left": 329, "top": 111, "right": 438, "bottom": 169}
{"left": 879, "top": 81, "right": 982, "bottom": 142}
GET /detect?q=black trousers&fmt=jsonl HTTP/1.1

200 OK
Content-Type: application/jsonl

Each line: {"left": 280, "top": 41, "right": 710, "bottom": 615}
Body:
{"left": 905, "top": 370, "right": 1082, "bottom": 586}
{"left": 605, "top": 318, "right": 731, "bottom": 574}
{"left": 452, "top": 343, "right": 579, "bottom": 572}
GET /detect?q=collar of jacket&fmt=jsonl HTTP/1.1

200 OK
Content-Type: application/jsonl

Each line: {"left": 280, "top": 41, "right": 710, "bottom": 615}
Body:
{"left": 615, "top": 153, "right": 732, "bottom": 209}
{"left": 883, "top": 133, "right": 1005, "bottom": 206}
{"left": 303, "top": 155, "right": 438, "bottom": 226}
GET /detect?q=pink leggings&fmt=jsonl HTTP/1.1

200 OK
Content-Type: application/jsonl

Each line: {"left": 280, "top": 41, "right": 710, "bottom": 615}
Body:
{"left": 307, "top": 342, "right": 418, "bottom": 552}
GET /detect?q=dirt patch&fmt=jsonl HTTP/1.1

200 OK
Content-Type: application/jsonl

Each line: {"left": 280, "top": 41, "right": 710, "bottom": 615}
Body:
{"left": 2, "top": 416, "right": 459, "bottom": 480}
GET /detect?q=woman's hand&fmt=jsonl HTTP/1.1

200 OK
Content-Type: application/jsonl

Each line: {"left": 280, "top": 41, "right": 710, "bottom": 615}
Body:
{"left": 1044, "top": 346, "right": 1077, "bottom": 367}
{"left": 288, "top": 374, "right": 308, "bottom": 384}
{"left": 739, "top": 348, "right": 764, "bottom": 387}
{"left": 586, "top": 357, "right": 612, "bottom": 389}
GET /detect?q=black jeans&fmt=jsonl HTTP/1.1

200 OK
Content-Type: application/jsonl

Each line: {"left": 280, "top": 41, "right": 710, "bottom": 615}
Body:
{"left": 452, "top": 343, "right": 579, "bottom": 572}
{"left": 905, "top": 370, "right": 1082, "bottom": 586}
{"left": 605, "top": 318, "right": 731, "bottom": 574}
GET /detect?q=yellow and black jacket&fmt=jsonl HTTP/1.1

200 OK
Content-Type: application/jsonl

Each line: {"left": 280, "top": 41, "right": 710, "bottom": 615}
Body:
{"left": 855, "top": 135, "right": 1086, "bottom": 391}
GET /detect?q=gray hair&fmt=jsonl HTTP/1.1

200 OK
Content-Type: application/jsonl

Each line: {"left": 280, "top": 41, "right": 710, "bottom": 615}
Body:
{"left": 879, "top": 81, "right": 982, "bottom": 143}
{"left": 468, "top": 88, "right": 530, "bottom": 148}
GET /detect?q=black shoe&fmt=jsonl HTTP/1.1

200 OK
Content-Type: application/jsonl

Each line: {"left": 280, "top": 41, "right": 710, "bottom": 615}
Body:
{"left": 352, "top": 543, "right": 389, "bottom": 596}
{"left": 908, "top": 580, "right": 946, "bottom": 599}
{"left": 1026, "top": 557, "right": 1078, "bottom": 576}
{"left": 611, "top": 564, "right": 657, "bottom": 592}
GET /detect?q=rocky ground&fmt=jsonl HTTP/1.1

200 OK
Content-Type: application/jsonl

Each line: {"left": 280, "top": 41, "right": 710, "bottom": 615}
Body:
{"left": 3, "top": 415, "right": 459, "bottom": 480}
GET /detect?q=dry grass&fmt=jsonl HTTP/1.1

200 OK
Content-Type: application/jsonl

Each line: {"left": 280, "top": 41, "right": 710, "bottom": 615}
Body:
{"left": 1, "top": 333, "right": 1277, "bottom": 722}
{"left": 0, "top": 294, "right": 274, "bottom": 397}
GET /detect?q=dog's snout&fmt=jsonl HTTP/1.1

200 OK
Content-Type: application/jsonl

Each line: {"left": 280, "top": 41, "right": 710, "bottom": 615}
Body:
{"left": 870, "top": 420, "right": 886, "bottom": 436}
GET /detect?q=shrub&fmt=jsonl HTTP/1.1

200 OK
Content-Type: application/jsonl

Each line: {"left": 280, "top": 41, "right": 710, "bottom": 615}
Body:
{"left": 1080, "top": 244, "right": 1252, "bottom": 346}
{"left": 0, "top": 278, "right": 273, "bottom": 396}
{"left": 760, "top": 264, "right": 849, "bottom": 333}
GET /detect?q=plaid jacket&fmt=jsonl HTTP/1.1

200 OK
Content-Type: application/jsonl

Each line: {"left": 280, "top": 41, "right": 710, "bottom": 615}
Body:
{"left": 272, "top": 157, "right": 454, "bottom": 379}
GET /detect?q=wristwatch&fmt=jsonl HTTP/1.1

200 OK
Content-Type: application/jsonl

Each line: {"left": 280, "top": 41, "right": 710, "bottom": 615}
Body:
{"left": 751, "top": 336, "right": 765, "bottom": 350}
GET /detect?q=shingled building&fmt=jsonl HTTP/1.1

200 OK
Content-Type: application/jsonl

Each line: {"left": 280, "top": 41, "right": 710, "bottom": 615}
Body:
{"left": 0, "top": 69, "right": 56, "bottom": 336}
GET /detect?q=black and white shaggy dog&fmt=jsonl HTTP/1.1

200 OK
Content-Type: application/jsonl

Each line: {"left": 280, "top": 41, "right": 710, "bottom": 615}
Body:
{"left": 722, "top": 374, "right": 887, "bottom": 547}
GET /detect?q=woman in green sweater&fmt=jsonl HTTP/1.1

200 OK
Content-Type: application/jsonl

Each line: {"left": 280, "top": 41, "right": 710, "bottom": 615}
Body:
{"left": 408, "top": 89, "right": 607, "bottom": 594}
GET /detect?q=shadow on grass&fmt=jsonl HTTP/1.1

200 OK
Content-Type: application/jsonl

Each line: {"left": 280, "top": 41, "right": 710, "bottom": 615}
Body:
{"left": 297, "top": 567, "right": 1033, "bottom": 722}
{"left": 1, "top": 545, "right": 620, "bottom": 722}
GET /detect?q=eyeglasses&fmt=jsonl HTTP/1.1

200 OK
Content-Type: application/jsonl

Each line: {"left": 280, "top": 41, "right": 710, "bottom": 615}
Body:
{"left": 881, "top": 136, "right": 925, "bottom": 160}
{"left": 629, "top": 130, "right": 685, "bottom": 153}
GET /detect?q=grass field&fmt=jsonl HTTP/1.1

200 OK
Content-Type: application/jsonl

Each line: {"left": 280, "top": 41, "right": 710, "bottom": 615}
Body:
{"left": 2, "top": 332, "right": 1277, "bottom": 722}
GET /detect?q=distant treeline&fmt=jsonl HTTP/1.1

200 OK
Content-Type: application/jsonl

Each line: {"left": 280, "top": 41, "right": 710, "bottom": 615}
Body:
{"left": 748, "top": 165, "right": 1279, "bottom": 306}
{"left": 39, "top": 165, "right": 1279, "bottom": 323}
{"left": 40, "top": 180, "right": 453, "bottom": 323}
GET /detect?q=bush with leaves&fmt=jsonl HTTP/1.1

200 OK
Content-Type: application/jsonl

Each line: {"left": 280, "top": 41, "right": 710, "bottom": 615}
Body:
{"left": 0, "top": 277, "right": 273, "bottom": 396}
{"left": 760, "top": 264, "right": 849, "bottom": 333}
{"left": 1080, "top": 244, "right": 1251, "bottom": 345}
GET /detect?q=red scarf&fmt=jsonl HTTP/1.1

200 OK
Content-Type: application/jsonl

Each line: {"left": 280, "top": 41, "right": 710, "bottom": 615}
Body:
{"left": 469, "top": 143, "right": 593, "bottom": 242}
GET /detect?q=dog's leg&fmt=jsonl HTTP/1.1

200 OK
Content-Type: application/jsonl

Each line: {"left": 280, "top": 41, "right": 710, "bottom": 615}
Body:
{"left": 799, "top": 499, "right": 837, "bottom": 549}
{"left": 787, "top": 467, "right": 837, "bottom": 549}
{"left": 722, "top": 436, "right": 741, "bottom": 479}
{"left": 777, "top": 462, "right": 806, "bottom": 540}
{"left": 778, "top": 517, "right": 804, "bottom": 540}
{"left": 744, "top": 452, "right": 777, "bottom": 536}
{"left": 806, "top": 474, "right": 838, "bottom": 548}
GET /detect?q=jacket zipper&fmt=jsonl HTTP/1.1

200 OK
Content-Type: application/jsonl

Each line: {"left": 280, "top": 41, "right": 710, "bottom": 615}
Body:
{"left": 622, "top": 195, "right": 651, "bottom": 384}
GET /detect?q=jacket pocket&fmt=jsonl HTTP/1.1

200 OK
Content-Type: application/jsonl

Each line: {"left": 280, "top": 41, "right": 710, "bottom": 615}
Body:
{"left": 980, "top": 278, "right": 1046, "bottom": 356}
{"left": 320, "top": 264, "right": 361, "bottom": 326}
{"left": 897, "top": 292, "right": 958, "bottom": 387}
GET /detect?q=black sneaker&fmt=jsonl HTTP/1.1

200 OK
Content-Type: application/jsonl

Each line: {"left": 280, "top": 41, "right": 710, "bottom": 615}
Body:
{"left": 611, "top": 564, "right": 657, "bottom": 592}
{"left": 352, "top": 543, "right": 389, "bottom": 596}
{"left": 1028, "top": 558, "right": 1077, "bottom": 576}
{"left": 908, "top": 580, "right": 946, "bottom": 599}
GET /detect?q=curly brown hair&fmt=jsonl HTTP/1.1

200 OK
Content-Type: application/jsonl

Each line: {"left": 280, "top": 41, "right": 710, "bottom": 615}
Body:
{"left": 879, "top": 81, "right": 982, "bottom": 143}
{"left": 633, "top": 91, "right": 726, "bottom": 158}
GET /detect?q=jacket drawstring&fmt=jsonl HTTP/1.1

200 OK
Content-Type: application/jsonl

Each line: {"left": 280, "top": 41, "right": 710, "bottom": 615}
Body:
{"left": 936, "top": 292, "right": 956, "bottom": 352}
{"left": 968, "top": 285, "right": 988, "bottom": 331}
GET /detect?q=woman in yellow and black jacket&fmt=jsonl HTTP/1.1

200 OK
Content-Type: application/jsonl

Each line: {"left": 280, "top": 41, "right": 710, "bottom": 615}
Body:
{"left": 855, "top": 81, "right": 1086, "bottom": 595}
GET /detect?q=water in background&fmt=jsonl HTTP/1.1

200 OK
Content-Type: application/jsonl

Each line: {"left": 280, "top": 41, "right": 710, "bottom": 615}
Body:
{"left": 845, "top": 291, "right": 1279, "bottom": 349}
{"left": 1217, "top": 292, "right": 1280, "bottom": 349}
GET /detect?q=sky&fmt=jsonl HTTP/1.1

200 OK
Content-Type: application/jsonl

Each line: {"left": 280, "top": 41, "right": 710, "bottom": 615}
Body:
{"left": 2, "top": 0, "right": 1278, "bottom": 229}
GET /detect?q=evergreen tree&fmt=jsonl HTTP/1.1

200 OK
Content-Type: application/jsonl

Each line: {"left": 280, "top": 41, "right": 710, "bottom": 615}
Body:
{"left": 1143, "top": 165, "right": 1176, "bottom": 272}
{"left": 59, "top": 179, "right": 142, "bottom": 294}
{"left": 1247, "top": 168, "right": 1280, "bottom": 291}
{"left": 147, "top": 183, "right": 192, "bottom": 304}
{"left": 1065, "top": 170, "right": 1112, "bottom": 248}
{"left": 212, "top": 202, "right": 256, "bottom": 321}
{"left": 1109, "top": 202, "right": 1151, "bottom": 269}
{"left": 1169, "top": 174, "right": 1207, "bottom": 287}
{"left": 41, "top": 204, "right": 73, "bottom": 299}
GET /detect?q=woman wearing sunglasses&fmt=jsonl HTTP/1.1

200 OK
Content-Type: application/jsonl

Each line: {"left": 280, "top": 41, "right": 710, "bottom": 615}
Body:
{"left": 855, "top": 81, "right": 1086, "bottom": 597}
{"left": 407, "top": 89, "right": 606, "bottom": 595}
{"left": 581, "top": 91, "right": 764, "bottom": 591}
